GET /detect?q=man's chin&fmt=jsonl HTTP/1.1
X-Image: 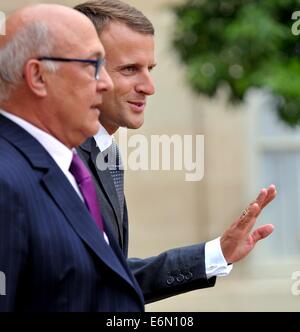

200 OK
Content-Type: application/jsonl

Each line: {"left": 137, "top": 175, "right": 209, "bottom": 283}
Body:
{"left": 127, "top": 118, "right": 144, "bottom": 130}
{"left": 85, "top": 121, "right": 101, "bottom": 138}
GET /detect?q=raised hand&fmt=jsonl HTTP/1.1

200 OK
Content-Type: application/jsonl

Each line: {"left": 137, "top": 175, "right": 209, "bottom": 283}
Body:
{"left": 220, "top": 185, "right": 277, "bottom": 264}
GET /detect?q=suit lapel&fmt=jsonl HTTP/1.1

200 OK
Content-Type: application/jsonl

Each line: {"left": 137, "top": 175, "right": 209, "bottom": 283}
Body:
{"left": 101, "top": 216, "right": 144, "bottom": 301}
{"left": 79, "top": 138, "right": 124, "bottom": 245}
{"left": 41, "top": 168, "right": 138, "bottom": 292}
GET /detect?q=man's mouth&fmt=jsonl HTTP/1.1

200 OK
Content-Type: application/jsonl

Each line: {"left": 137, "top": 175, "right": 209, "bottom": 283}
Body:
{"left": 128, "top": 101, "right": 146, "bottom": 112}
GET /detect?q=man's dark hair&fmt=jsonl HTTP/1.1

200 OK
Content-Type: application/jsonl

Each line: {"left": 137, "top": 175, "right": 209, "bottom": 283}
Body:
{"left": 74, "top": 0, "right": 154, "bottom": 35}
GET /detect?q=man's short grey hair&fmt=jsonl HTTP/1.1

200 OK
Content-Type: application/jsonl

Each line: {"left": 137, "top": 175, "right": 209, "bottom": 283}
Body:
{"left": 0, "top": 21, "right": 59, "bottom": 102}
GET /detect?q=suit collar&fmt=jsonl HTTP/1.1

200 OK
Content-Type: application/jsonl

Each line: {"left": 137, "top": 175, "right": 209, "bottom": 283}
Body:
{"left": 0, "top": 114, "right": 51, "bottom": 170}
{"left": 80, "top": 137, "right": 92, "bottom": 153}
{"left": 0, "top": 111, "right": 73, "bottom": 175}
{"left": 80, "top": 127, "right": 113, "bottom": 153}
{"left": 93, "top": 125, "right": 113, "bottom": 152}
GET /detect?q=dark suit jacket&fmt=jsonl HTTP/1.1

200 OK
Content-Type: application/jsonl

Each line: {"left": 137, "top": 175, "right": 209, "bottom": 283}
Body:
{"left": 0, "top": 115, "right": 144, "bottom": 312}
{"left": 77, "top": 137, "right": 216, "bottom": 304}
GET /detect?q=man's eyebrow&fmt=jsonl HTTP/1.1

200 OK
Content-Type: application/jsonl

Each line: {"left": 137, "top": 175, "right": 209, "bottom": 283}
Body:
{"left": 116, "top": 63, "right": 137, "bottom": 69}
{"left": 116, "top": 62, "right": 157, "bottom": 69}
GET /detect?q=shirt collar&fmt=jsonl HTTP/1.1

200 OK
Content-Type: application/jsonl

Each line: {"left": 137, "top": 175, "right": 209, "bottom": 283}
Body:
{"left": 0, "top": 110, "right": 73, "bottom": 173}
{"left": 93, "top": 125, "right": 113, "bottom": 152}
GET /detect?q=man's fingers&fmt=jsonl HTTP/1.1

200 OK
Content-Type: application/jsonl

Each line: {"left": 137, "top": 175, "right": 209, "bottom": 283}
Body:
{"left": 261, "top": 185, "right": 277, "bottom": 209}
{"left": 255, "top": 188, "right": 268, "bottom": 207}
{"left": 239, "top": 203, "right": 260, "bottom": 225}
{"left": 251, "top": 224, "right": 274, "bottom": 243}
{"left": 248, "top": 185, "right": 277, "bottom": 210}
{"left": 252, "top": 185, "right": 277, "bottom": 219}
{"left": 236, "top": 185, "right": 276, "bottom": 231}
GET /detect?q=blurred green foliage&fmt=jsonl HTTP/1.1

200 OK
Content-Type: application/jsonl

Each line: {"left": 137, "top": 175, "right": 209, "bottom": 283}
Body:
{"left": 172, "top": 0, "right": 300, "bottom": 126}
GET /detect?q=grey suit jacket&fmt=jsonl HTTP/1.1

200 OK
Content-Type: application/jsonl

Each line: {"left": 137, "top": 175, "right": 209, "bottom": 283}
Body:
{"left": 77, "top": 138, "right": 216, "bottom": 303}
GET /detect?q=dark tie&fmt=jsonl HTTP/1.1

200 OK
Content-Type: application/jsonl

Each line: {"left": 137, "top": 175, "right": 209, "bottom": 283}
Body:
{"left": 103, "top": 140, "right": 124, "bottom": 219}
{"left": 70, "top": 153, "right": 104, "bottom": 232}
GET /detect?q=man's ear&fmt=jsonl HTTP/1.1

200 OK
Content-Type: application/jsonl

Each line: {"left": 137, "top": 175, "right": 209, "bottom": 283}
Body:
{"left": 23, "top": 59, "right": 48, "bottom": 97}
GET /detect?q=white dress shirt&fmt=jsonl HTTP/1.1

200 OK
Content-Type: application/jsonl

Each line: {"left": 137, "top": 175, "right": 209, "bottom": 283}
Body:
{"left": 94, "top": 126, "right": 232, "bottom": 279}
{"left": 94, "top": 125, "right": 113, "bottom": 152}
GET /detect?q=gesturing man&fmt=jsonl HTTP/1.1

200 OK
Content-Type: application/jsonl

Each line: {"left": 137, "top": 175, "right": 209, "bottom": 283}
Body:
{"left": 75, "top": 0, "right": 276, "bottom": 304}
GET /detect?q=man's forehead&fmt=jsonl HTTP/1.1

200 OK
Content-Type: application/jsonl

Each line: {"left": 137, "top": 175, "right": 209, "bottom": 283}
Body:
{"left": 105, "top": 44, "right": 155, "bottom": 68}
{"left": 100, "top": 25, "right": 154, "bottom": 61}
{"left": 87, "top": 43, "right": 105, "bottom": 57}
{"left": 100, "top": 21, "right": 155, "bottom": 45}
{"left": 61, "top": 32, "right": 105, "bottom": 58}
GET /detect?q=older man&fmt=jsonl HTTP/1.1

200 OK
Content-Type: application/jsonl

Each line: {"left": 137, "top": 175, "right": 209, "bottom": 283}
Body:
{"left": 75, "top": 0, "right": 277, "bottom": 304}
{"left": 0, "top": 4, "right": 144, "bottom": 312}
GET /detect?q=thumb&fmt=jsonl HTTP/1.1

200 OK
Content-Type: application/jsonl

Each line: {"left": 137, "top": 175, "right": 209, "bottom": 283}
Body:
{"left": 251, "top": 224, "right": 274, "bottom": 243}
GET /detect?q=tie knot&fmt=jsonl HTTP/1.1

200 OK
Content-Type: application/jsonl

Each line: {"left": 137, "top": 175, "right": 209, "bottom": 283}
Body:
{"left": 70, "top": 153, "right": 91, "bottom": 185}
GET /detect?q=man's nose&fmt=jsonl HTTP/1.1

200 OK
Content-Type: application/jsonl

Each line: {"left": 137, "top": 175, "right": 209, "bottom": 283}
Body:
{"left": 135, "top": 72, "right": 155, "bottom": 96}
{"left": 96, "top": 66, "right": 113, "bottom": 92}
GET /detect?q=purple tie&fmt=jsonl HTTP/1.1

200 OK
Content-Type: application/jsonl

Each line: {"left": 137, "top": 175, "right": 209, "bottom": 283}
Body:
{"left": 70, "top": 153, "right": 104, "bottom": 232}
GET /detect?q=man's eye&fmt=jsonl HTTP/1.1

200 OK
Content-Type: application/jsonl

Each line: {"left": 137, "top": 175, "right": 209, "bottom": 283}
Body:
{"left": 122, "top": 66, "right": 137, "bottom": 74}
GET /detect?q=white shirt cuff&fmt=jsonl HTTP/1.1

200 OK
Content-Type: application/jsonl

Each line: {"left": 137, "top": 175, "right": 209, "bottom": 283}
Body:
{"left": 205, "top": 237, "right": 233, "bottom": 279}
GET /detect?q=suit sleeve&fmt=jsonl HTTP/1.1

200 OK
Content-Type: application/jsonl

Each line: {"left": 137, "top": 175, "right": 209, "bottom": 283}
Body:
{"left": 0, "top": 180, "right": 28, "bottom": 311}
{"left": 127, "top": 243, "right": 216, "bottom": 304}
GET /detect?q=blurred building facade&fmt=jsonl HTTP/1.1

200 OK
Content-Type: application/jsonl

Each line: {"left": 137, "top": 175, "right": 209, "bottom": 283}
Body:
{"left": 1, "top": 0, "right": 300, "bottom": 311}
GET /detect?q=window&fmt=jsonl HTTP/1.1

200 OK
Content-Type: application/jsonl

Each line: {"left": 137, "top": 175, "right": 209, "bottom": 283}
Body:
{"left": 247, "top": 90, "right": 300, "bottom": 260}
